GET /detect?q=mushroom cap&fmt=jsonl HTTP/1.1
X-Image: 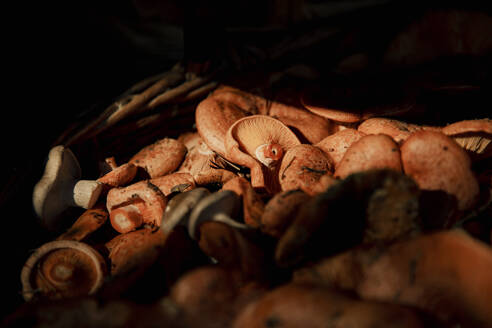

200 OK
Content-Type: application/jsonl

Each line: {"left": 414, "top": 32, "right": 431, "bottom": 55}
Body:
{"left": 441, "top": 119, "right": 492, "bottom": 160}
{"left": 33, "top": 145, "right": 102, "bottom": 229}
{"left": 315, "top": 128, "right": 366, "bottom": 166}
{"left": 225, "top": 115, "right": 301, "bottom": 163}
{"left": 187, "top": 190, "right": 249, "bottom": 240}
{"left": 300, "top": 82, "right": 414, "bottom": 123}
{"left": 21, "top": 240, "right": 107, "bottom": 301}
{"left": 160, "top": 187, "right": 211, "bottom": 234}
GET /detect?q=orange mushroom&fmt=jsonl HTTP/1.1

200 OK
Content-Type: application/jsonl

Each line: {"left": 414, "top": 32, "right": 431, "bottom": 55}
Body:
{"left": 441, "top": 119, "right": 492, "bottom": 161}
{"left": 334, "top": 134, "right": 402, "bottom": 179}
{"left": 315, "top": 128, "right": 366, "bottom": 167}
{"left": 129, "top": 137, "right": 187, "bottom": 178}
{"left": 106, "top": 180, "right": 167, "bottom": 233}
{"left": 278, "top": 144, "right": 334, "bottom": 195}
{"left": 224, "top": 115, "right": 301, "bottom": 194}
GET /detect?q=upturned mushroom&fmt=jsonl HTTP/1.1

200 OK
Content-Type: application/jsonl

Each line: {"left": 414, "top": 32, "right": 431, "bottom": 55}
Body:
{"left": 129, "top": 137, "right": 187, "bottom": 178}
{"left": 334, "top": 134, "right": 402, "bottom": 179}
{"left": 278, "top": 144, "right": 334, "bottom": 195}
{"left": 315, "top": 128, "right": 366, "bottom": 167}
{"left": 224, "top": 115, "right": 301, "bottom": 194}
{"left": 441, "top": 119, "right": 492, "bottom": 161}
{"left": 401, "top": 130, "right": 480, "bottom": 212}
{"left": 106, "top": 180, "right": 167, "bottom": 233}
{"left": 33, "top": 145, "right": 103, "bottom": 230}
{"left": 222, "top": 177, "right": 265, "bottom": 228}
{"left": 21, "top": 240, "right": 107, "bottom": 301}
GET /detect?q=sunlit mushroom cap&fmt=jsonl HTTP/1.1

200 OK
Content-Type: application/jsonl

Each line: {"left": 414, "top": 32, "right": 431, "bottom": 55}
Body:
{"left": 225, "top": 115, "right": 301, "bottom": 163}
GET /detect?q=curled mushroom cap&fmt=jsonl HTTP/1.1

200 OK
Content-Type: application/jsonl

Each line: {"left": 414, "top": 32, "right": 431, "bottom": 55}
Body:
{"left": 441, "top": 119, "right": 492, "bottom": 161}
{"left": 225, "top": 115, "right": 301, "bottom": 194}
{"left": 129, "top": 137, "right": 187, "bottom": 178}
{"left": 334, "top": 134, "right": 402, "bottom": 179}
{"left": 21, "top": 240, "right": 107, "bottom": 301}
{"left": 401, "top": 130, "right": 480, "bottom": 211}
{"left": 278, "top": 144, "right": 334, "bottom": 195}
{"left": 33, "top": 145, "right": 103, "bottom": 230}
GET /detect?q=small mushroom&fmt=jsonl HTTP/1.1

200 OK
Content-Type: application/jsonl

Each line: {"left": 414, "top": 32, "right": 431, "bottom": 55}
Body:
{"left": 441, "top": 119, "right": 492, "bottom": 161}
{"left": 278, "top": 144, "right": 334, "bottom": 195}
{"left": 160, "top": 187, "right": 211, "bottom": 234}
{"left": 224, "top": 115, "right": 301, "bottom": 194}
{"left": 129, "top": 137, "right": 187, "bottom": 178}
{"left": 401, "top": 130, "right": 480, "bottom": 212}
{"left": 177, "top": 135, "right": 237, "bottom": 187}
{"left": 187, "top": 190, "right": 249, "bottom": 240}
{"left": 97, "top": 158, "right": 137, "bottom": 191}
{"left": 106, "top": 180, "right": 167, "bottom": 233}
{"left": 33, "top": 145, "right": 103, "bottom": 230}
{"left": 56, "top": 203, "right": 109, "bottom": 241}
{"left": 315, "top": 128, "right": 366, "bottom": 167}
{"left": 334, "top": 134, "right": 402, "bottom": 179}
{"left": 21, "top": 240, "right": 107, "bottom": 301}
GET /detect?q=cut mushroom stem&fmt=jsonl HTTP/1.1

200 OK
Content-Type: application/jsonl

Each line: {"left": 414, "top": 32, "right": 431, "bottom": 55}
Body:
{"left": 33, "top": 145, "right": 103, "bottom": 230}
{"left": 225, "top": 115, "right": 301, "bottom": 194}
{"left": 21, "top": 240, "right": 107, "bottom": 301}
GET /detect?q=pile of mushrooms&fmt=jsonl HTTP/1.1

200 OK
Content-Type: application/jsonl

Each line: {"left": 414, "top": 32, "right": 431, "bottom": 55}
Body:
{"left": 21, "top": 81, "right": 492, "bottom": 328}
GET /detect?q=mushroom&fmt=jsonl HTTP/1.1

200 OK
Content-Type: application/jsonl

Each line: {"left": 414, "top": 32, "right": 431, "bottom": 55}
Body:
{"left": 97, "top": 157, "right": 137, "bottom": 191}
{"left": 267, "top": 99, "right": 336, "bottom": 144}
{"left": 21, "top": 240, "right": 107, "bottom": 301}
{"left": 261, "top": 189, "right": 311, "bottom": 238}
{"left": 56, "top": 204, "right": 109, "bottom": 241}
{"left": 188, "top": 191, "right": 270, "bottom": 281}
{"left": 106, "top": 180, "right": 167, "bottom": 233}
{"left": 441, "top": 119, "right": 492, "bottom": 161}
{"left": 221, "top": 177, "right": 265, "bottom": 228}
{"left": 129, "top": 137, "right": 187, "bottom": 178}
{"left": 334, "top": 134, "right": 402, "bottom": 179}
{"left": 177, "top": 134, "right": 237, "bottom": 187}
{"left": 357, "top": 117, "right": 441, "bottom": 144}
{"left": 187, "top": 190, "right": 250, "bottom": 241}
{"left": 33, "top": 145, "right": 103, "bottom": 230}
{"left": 278, "top": 144, "right": 334, "bottom": 195}
{"left": 401, "top": 130, "right": 480, "bottom": 212}
{"left": 315, "top": 128, "right": 366, "bottom": 167}
{"left": 224, "top": 115, "right": 301, "bottom": 194}
{"left": 160, "top": 187, "right": 211, "bottom": 234}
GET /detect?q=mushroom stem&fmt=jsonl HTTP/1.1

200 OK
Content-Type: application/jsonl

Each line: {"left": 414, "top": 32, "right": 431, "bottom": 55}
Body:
{"left": 255, "top": 143, "right": 283, "bottom": 168}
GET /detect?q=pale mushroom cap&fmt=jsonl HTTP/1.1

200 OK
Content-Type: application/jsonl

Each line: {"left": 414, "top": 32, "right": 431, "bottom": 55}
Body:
{"left": 225, "top": 115, "right": 301, "bottom": 162}
{"left": 441, "top": 119, "right": 492, "bottom": 158}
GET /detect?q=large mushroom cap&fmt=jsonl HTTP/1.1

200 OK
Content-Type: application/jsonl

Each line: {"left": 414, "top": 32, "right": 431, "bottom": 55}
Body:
{"left": 33, "top": 145, "right": 102, "bottom": 229}
{"left": 21, "top": 240, "right": 107, "bottom": 301}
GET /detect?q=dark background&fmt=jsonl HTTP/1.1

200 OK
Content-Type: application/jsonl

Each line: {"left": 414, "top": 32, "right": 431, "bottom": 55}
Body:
{"left": 3, "top": 0, "right": 492, "bottom": 320}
